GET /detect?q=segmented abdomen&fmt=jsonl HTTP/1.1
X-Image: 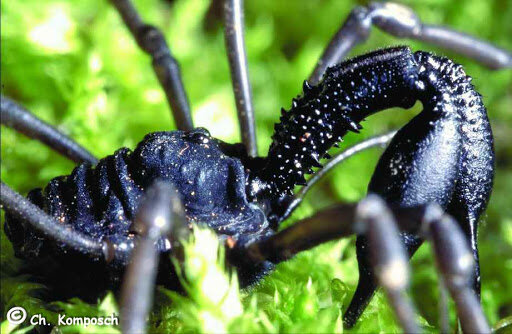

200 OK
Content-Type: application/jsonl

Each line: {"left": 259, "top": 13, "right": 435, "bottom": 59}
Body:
{"left": 5, "top": 147, "right": 144, "bottom": 259}
{"left": 5, "top": 129, "right": 269, "bottom": 260}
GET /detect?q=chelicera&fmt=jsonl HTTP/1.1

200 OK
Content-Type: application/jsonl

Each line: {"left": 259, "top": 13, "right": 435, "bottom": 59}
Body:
{"left": 1, "top": 1, "right": 511, "bottom": 333}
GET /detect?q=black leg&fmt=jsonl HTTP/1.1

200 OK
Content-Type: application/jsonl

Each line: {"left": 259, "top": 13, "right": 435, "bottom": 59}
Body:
{"left": 280, "top": 131, "right": 397, "bottom": 222}
{"left": 238, "top": 198, "right": 490, "bottom": 332}
{"left": 243, "top": 203, "right": 360, "bottom": 264}
{"left": 355, "top": 196, "right": 419, "bottom": 333}
{"left": 438, "top": 279, "right": 451, "bottom": 333}
{"left": 345, "top": 205, "right": 491, "bottom": 331}
{"left": 223, "top": 0, "right": 258, "bottom": 157}
{"left": 1, "top": 96, "right": 98, "bottom": 165}
{"left": 423, "top": 206, "right": 491, "bottom": 333}
{"left": 120, "top": 181, "right": 188, "bottom": 334}
{"left": 446, "top": 201, "right": 483, "bottom": 297}
{"left": 0, "top": 181, "right": 109, "bottom": 258}
{"left": 109, "top": 0, "right": 193, "bottom": 131}
{"left": 240, "top": 195, "right": 424, "bottom": 332}
{"left": 243, "top": 199, "right": 430, "bottom": 264}
{"left": 309, "top": 2, "right": 512, "bottom": 84}
{"left": 344, "top": 232, "right": 422, "bottom": 328}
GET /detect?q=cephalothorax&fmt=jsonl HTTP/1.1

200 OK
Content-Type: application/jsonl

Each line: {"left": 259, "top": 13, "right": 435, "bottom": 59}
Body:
{"left": 1, "top": 1, "right": 510, "bottom": 333}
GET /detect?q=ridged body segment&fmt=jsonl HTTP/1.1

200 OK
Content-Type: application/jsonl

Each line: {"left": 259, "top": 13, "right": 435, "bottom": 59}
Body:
{"left": 5, "top": 129, "right": 268, "bottom": 263}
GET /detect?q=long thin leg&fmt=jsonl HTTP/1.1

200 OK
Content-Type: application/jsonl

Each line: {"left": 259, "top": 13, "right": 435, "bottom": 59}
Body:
{"left": 447, "top": 200, "right": 483, "bottom": 298}
{"left": 243, "top": 200, "right": 422, "bottom": 264}
{"left": 280, "top": 131, "right": 396, "bottom": 222}
{"left": 438, "top": 279, "right": 451, "bottom": 333}
{"left": 223, "top": 0, "right": 258, "bottom": 157}
{"left": 239, "top": 195, "right": 420, "bottom": 332}
{"left": 423, "top": 206, "right": 491, "bottom": 333}
{"left": 1, "top": 96, "right": 98, "bottom": 165}
{"left": 0, "top": 181, "right": 105, "bottom": 257}
{"left": 120, "top": 181, "right": 188, "bottom": 334}
{"left": 355, "top": 196, "right": 419, "bottom": 333}
{"left": 238, "top": 198, "right": 490, "bottom": 332}
{"left": 109, "top": 0, "right": 193, "bottom": 131}
{"left": 309, "top": 2, "right": 512, "bottom": 84}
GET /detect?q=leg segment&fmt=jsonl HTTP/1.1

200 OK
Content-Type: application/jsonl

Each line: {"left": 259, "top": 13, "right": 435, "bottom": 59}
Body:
{"left": 438, "top": 279, "right": 451, "bottom": 333}
{"left": 278, "top": 131, "right": 397, "bottom": 223}
{"left": 1, "top": 96, "right": 97, "bottom": 165}
{"left": 423, "top": 206, "right": 491, "bottom": 333}
{"left": 238, "top": 195, "right": 422, "bottom": 332}
{"left": 109, "top": 0, "right": 193, "bottom": 131}
{"left": 223, "top": 0, "right": 258, "bottom": 157}
{"left": 120, "top": 181, "right": 188, "bottom": 334}
{"left": 236, "top": 198, "right": 490, "bottom": 332}
{"left": 356, "top": 196, "right": 419, "bottom": 333}
{"left": 309, "top": 2, "right": 512, "bottom": 84}
{"left": 344, "top": 229, "right": 422, "bottom": 327}
{"left": 447, "top": 192, "right": 485, "bottom": 297}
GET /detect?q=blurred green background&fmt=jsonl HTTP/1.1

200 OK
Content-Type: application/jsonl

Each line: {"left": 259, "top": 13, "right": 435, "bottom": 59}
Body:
{"left": 1, "top": 0, "right": 511, "bottom": 332}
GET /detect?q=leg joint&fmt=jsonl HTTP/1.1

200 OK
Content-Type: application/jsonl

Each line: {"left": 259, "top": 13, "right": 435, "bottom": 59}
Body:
{"left": 137, "top": 24, "right": 171, "bottom": 58}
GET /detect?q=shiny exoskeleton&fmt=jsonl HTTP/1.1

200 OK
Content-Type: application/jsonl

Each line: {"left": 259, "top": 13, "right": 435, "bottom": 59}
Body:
{"left": 5, "top": 129, "right": 271, "bottom": 296}
{"left": 4, "top": 47, "right": 494, "bottom": 325}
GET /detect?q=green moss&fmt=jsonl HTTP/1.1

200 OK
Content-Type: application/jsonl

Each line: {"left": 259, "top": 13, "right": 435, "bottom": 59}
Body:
{"left": 1, "top": 0, "right": 511, "bottom": 332}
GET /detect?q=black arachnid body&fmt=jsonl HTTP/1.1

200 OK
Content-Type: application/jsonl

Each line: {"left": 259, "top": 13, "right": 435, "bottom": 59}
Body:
{"left": 1, "top": 1, "right": 511, "bottom": 333}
